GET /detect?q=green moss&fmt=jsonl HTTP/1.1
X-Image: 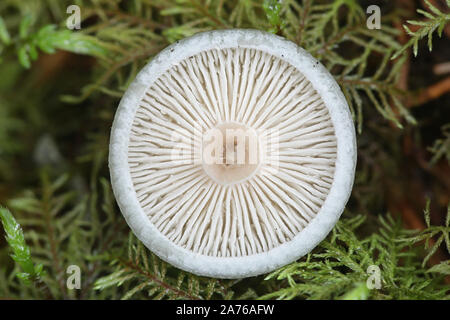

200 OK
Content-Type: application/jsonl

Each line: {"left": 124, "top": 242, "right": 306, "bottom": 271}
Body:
{"left": 0, "top": 0, "right": 449, "bottom": 300}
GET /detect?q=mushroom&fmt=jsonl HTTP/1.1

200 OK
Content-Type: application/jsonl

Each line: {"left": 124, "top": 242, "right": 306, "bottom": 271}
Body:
{"left": 109, "top": 29, "right": 356, "bottom": 279}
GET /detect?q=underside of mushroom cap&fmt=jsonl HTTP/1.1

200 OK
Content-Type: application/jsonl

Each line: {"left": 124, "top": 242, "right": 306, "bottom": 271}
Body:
{"left": 109, "top": 29, "right": 357, "bottom": 279}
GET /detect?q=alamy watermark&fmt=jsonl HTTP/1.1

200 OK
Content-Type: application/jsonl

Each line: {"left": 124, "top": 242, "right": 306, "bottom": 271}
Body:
{"left": 66, "top": 265, "right": 81, "bottom": 290}
{"left": 66, "top": 5, "right": 81, "bottom": 30}
{"left": 169, "top": 122, "right": 280, "bottom": 174}
{"left": 366, "top": 265, "right": 382, "bottom": 290}
{"left": 366, "top": 5, "right": 381, "bottom": 30}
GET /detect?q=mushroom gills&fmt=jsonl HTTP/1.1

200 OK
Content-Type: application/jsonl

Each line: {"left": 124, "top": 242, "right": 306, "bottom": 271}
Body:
{"left": 127, "top": 46, "right": 338, "bottom": 258}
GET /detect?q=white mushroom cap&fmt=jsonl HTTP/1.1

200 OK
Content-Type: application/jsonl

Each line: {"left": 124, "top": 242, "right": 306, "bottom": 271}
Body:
{"left": 109, "top": 29, "right": 356, "bottom": 279}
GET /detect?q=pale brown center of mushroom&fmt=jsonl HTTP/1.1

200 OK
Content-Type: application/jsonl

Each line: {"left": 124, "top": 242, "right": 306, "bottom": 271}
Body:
{"left": 202, "top": 122, "right": 260, "bottom": 185}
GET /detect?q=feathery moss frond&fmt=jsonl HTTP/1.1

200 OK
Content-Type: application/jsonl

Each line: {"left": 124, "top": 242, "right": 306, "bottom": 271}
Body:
{"left": 429, "top": 124, "right": 450, "bottom": 165}
{"left": 0, "top": 207, "right": 45, "bottom": 285}
{"left": 94, "top": 234, "right": 250, "bottom": 300}
{"left": 261, "top": 214, "right": 449, "bottom": 300}
{"left": 392, "top": 0, "right": 450, "bottom": 59}
{"left": 399, "top": 201, "right": 450, "bottom": 267}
